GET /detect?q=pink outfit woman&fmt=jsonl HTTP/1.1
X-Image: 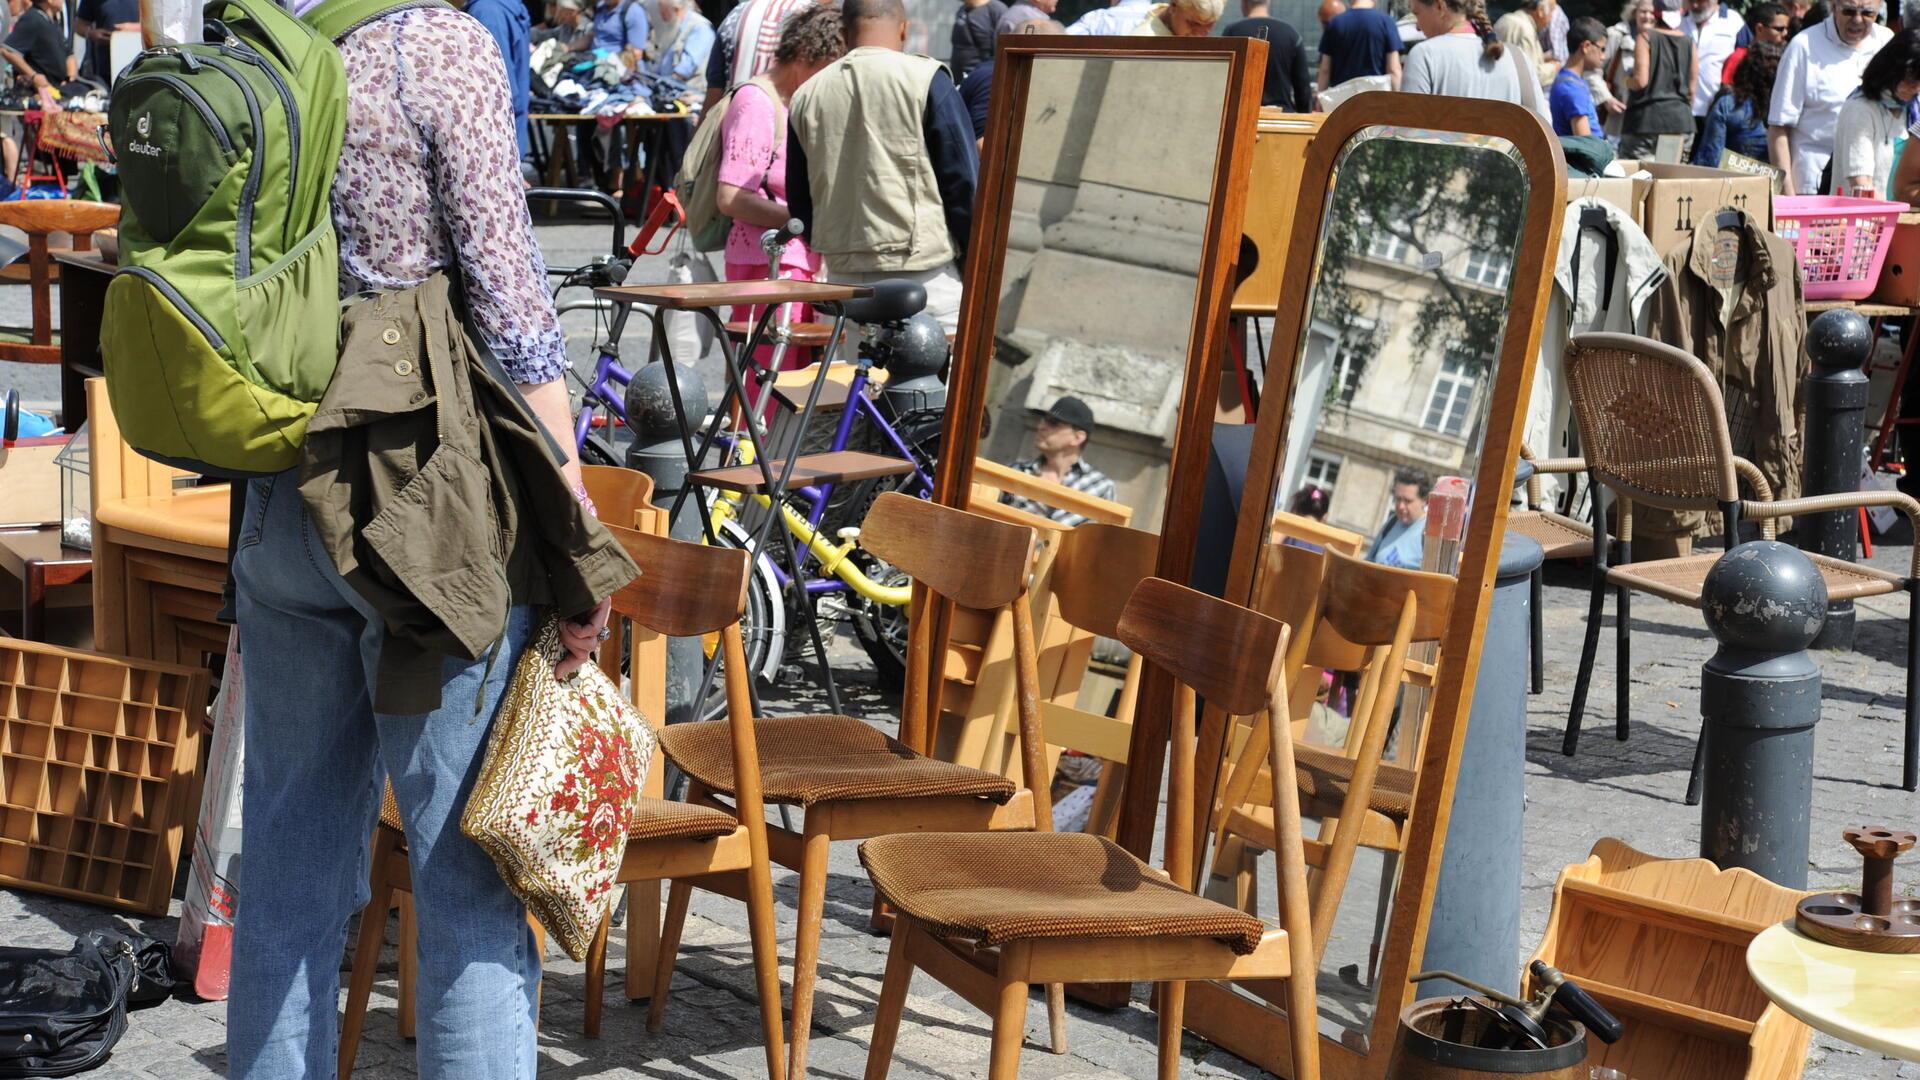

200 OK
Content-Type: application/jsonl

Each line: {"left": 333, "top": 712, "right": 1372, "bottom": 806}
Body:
{"left": 719, "top": 79, "right": 822, "bottom": 402}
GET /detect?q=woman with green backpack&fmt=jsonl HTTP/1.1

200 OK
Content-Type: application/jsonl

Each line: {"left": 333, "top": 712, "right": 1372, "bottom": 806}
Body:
{"left": 211, "top": 0, "right": 629, "bottom": 1077}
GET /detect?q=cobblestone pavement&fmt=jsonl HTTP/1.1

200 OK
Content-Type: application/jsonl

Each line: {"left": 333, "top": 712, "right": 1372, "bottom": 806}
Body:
{"left": 8, "top": 219, "right": 1920, "bottom": 1077}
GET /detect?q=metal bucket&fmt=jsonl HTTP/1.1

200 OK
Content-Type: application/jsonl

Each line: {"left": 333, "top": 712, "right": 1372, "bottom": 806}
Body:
{"left": 1390, "top": 998, "right": 1589, "bottom": 1079}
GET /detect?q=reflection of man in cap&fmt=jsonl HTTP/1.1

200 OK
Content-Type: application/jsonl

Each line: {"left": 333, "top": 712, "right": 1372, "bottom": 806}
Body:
{"left": 999, "top": 396, "right": 1119, "bottom": 527}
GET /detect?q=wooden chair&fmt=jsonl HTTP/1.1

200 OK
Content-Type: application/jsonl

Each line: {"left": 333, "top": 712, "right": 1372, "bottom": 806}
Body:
{"left": 1035, "top": 521, "right": 1160, "bottom": 838}
{"left": 856, "top": 577, "right": 1321, "bottom": 1080}
{"left": 1559, "top": 333, "right": 1920, "bottom": 794}
{"left": 1268, "top": 509, "right": 1365, "bottom": 557}
{"left": 1206, "top": 547, "right": 1453, "bottom": 966}
{"left": 1527, "top": 838, "right": 1812, "bottom": 1079}
{"left": 1508, "top": 443, "right": 1593, "bottom": 694}
{"left": 653, "top": 492, "right": 1056, "bottom": 1079}
{"left": 0, "top": 200, "right": 117, "bottom": 364}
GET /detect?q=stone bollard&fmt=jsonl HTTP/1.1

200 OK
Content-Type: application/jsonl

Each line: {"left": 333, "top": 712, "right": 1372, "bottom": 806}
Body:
{"left": 1419, "top": 534, "right": 1543, "bottom": 1000}
{"left": 1698, "top": 541, "right": 1826, "bottom": 889}
{"left": 1801, "top": 309, "right": 1872, "bottom": 649}
{"left": 624, "top": 361, "right": 709, "bottom": 728}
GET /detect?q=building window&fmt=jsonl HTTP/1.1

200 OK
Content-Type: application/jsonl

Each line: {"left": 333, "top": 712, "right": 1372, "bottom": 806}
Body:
{"left": 1307, "top": 453, "right": 1341, "bottom": 493}
{"left": 1329, "top": 319, "right": 1376, "bottom": 404}
{"left": 1460, "top": 248, "right": 1510, "bottom": 289}
{"left": 1367, "top": 229, "right": 1411, "bottom": 263}
{"left": 1423, "top": 351, "right": 1481, "bottom": 437}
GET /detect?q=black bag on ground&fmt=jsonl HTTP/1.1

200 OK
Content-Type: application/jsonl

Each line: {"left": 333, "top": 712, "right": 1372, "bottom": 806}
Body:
{"left": 0, "top": 927, "right": 176, "bottom": 1078}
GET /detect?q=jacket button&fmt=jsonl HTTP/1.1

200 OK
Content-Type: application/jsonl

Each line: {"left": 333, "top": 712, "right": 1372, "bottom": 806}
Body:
{"left": 410, "top": 391, "right": 425, "bottom": 404}
{"left": 394, "top": 359, "right": 414, "bottom": 377}
{"left": 382, "top": 327, "right": 402, "bottom": 345}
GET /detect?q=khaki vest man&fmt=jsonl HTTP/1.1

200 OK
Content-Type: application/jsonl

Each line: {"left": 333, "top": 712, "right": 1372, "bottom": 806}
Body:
{"left": 785, "top": 0, "right": 979, "bottom": 332}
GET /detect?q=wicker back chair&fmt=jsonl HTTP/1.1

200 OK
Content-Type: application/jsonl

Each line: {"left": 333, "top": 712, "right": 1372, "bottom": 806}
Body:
{"left": 857, "top": 577, "right": 1321, "bottom": 1080}
{"left": 1561, "top": 332, "right": 1920, "bottom": 796}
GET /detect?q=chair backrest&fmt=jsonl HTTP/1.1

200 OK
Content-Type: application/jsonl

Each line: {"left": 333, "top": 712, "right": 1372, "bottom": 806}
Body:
{"left": 581, "top": 465, "right": 657, "bottom": 531}
{"left": 1051, "top": 522, "right": 1159, "bottom": 639}
{"left": 603, "top": 524, "right": 769, "bottom": 831}
{"left": 1564, "top": 332, "right": 1740, "bottom": 511}
{"left": 1320, "top": 548, "right": 1454, "bottom": 649}
{"left": 861, "top": 491, "right": 1035, "bottom": 612}
{"left": 1269, "top": 510, "right": 1365, "bottom": 557}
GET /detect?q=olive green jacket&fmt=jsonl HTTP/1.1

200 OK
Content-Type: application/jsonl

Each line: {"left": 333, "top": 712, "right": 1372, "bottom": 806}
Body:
{"left": 298, "top": 272, "right": 639, "bottom": 714}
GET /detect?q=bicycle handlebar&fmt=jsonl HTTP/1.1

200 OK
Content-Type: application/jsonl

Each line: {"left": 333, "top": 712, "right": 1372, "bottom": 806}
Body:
{"left": 766, "top": 218, "right": 804, "bottom": 250}
{"left": 526, "top": 187, "right": 627, "bottom": 258}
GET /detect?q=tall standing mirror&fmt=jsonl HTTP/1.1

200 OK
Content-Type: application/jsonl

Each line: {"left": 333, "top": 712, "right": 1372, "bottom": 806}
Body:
{"left": 919, "top": 38, "right": 1265, "bottom": 863}
{"left": 1181, "top": 95, "right": 1565, "bottom": 1078}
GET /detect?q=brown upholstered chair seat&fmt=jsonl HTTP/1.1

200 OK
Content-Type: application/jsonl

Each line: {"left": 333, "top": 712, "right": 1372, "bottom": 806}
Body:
{"left": 859, "top": 832, "right": 1268, "bottom": 954}
{"left": 1293, "top": 745, "right": 1415, "bottom": 819}
{"left": 1607, "top": 551, "right": 1903, "bottom": 607}
{"left": 657, "top": 714, "right": 1017, "bottom": 807}
{"left": 1508, "top": 509, "right": 1594, "bottom": 561}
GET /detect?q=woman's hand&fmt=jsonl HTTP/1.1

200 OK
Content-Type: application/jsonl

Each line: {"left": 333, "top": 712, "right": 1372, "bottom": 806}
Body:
{"left": 556, "top": 597, "right": 613, "bottom": 680}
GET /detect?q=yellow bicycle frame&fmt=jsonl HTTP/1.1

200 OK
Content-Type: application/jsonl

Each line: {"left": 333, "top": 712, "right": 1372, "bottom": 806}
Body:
{"left": 709, "top": 489, "right": 912, "bottom": 607}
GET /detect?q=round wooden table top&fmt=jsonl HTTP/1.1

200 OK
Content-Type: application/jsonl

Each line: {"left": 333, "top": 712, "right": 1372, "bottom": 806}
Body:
{"left": 1747, "top": 921, "right": 1920, "bottom": 1061}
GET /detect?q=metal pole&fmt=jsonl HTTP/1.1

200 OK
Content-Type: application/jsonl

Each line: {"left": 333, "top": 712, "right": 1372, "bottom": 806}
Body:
{"left": 1418, "top": 534, "right": 1542, "bottom": 1000}
{"left": 1801, "top": 309, "right": 1871, "bottom": 649}
{"left": 1698, "top": 540, "right": 1826, "bottom": 890}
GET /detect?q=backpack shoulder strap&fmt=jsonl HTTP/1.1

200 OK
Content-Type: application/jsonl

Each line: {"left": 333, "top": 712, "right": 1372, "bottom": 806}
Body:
{"left": 302, "top": 0, "right": 454, "bottom": 42}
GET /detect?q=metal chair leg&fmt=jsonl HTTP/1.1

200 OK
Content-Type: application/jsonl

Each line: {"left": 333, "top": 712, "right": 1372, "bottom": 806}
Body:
{"left": 1530, "top": 566, "right": 1545, "bottom": 696}
{"left": 1615, "top": 584, "right": 1631, "bottom": 742}
{"left": 1563, "top": 571, "right": 1609, "bottom": 756}
{"left": 1685, "top": 723, "right": 1706, "bottom": 806}
{"left": 1906, "top": 586, "right": 1919, "bottom": 791}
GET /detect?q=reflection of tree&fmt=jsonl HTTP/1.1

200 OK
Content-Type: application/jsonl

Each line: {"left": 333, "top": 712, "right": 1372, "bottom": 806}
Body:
{"left": 1312, "top": 138, "right": 1527, "bottom": 391}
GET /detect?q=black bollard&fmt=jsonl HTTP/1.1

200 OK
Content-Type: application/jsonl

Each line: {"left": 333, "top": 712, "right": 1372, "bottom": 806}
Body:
{"left": 624, "top": 361, "right": 710, "bottom": 728}
{"left": 1801, "top": 309, "right": 1872, "bottom": 649}
{"left": 1697, "top": 541, "right": 1826, "bottom": 889}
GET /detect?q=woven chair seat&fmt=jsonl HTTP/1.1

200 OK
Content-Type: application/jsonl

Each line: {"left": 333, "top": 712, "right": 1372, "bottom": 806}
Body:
{"left": 1508, "top": 510, "right": 1594, "bottom": 561}
{"left": 1608, "top": 551, "right": 1904, "bottom": 607}
{"left": 627, "top": 798, "right": 738, "bottom": 842}
{"left": 658, "top": 715, "right": 1017, "bottom": 808}
{"left": 1293, "top": 745, "right": 1415, "bottom": 819}
{"left": 859, "top": 832, "right": 1268, "bottom": 954}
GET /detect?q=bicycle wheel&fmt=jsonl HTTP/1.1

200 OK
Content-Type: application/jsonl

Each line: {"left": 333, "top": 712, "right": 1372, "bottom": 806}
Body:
{"left": 849, "top": 551, "right": 908, "bottom": 691}
{"left": 580, "top": 432, "right": 621, "bottom": 468}
{"left": 699, "top": 517, "right": 788, "bottom": 721}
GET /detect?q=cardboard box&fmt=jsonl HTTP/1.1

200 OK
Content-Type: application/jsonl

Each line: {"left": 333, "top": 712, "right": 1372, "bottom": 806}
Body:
{"left": 1632, "top": 161, "right": 1774, "bottom": 258}
{"left": 0, "top": 434, "right": 67, "bottom": 528}
{"left": 1566, "top": 167, "right": 1649, "bottom": 223}
{"left": 1871, "top": 212, "right": 1920, "bottom": 308}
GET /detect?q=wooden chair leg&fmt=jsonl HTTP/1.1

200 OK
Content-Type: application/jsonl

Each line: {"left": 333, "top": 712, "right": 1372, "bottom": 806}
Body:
{"left": 647, "top": 879, "right": 694, "bottom": 1032}
{"left": 338, "top": 832, "right": 399, "bottom": 1080}
{"left": 987, "top": 951, "right": 1030, "bottom": 1080}
{"left": 584, "top": 911, "right": 611, "bottom": 1039}
{"left": 862, "top": 918, "right": 917, "bottom": 1080}
{"left": 1562, "top": 567, "right": 1609, "bottom": 756}
{"left": 1045, "top": 984, "right": 1066, "bottom": 1055}
{"left": 788, "top": 825, "right": 833, "bottom": 1080}
{"left": 1156, "top": 981, "right": 1187, "bottom": 1080}
{"left": 626, "top": 880, "right": 661, "bottom": 1001}
{"left": 744, "top": 856, "right": 790, "bottom": 1080}
{"left": 396, "top": 892, "right": 417, "bottom": 1040}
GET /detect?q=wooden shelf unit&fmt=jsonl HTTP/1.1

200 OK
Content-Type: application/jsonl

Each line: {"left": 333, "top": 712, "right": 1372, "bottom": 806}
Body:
{"left": 0, "top": 639, "right": 209, "bottom": 914}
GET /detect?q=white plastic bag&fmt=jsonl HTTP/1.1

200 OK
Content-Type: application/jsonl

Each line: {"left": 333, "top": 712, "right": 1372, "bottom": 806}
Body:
{"left": 661, "top": 239, "right": 718, "bottom": 365}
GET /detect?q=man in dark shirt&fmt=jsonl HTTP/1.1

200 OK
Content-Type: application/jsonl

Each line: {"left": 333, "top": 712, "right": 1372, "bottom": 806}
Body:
{"left": 1317, "top": 0, "right": 1402, "bottom": 94}
{"left": 2, "top": 0, "right": 72, "bottom": 106}
{"left": 73, "top": 0, "right": 135, "bottom": 84}
{"left": 950, "top": 0, "right": 1004, "bottom": 79}
{"left": 1221, "top": 0, "right": 1314, "bottom": 110}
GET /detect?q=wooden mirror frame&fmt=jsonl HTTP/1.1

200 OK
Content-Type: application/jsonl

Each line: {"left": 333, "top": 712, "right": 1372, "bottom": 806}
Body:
{"left": 1179, "top": 93, "right": 1567, "bottom": 1077}
{"left": 921, "top": 37, "right": 1269, "bottom": 870}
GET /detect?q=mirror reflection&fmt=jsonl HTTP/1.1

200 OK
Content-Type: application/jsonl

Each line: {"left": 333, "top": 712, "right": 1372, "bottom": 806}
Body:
{"left": 1207, "top": 126, "right": 1531, "bottom": 1048}
{"left": 975, "top": 55, "right": 1230, "bottom": 534}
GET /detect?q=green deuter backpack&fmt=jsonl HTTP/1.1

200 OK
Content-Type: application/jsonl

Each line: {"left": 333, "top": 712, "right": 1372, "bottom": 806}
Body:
{"left": 102, "top": 0, "right": 447, "bottom": 476}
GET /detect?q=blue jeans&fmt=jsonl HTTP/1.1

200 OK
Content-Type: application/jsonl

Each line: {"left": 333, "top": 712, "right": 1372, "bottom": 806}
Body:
{"left": 226, "top": 470, "right": 540, "bottom": 1080}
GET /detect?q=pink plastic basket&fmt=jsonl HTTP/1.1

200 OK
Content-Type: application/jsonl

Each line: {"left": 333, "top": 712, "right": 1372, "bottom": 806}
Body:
{"left": 1772, "top": 195, "right": 1907, "bottom": 301}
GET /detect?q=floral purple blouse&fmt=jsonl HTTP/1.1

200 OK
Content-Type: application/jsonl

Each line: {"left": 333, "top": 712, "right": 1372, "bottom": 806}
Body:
{"left": 333, "top": 6, "right": 566, "bottom": 385}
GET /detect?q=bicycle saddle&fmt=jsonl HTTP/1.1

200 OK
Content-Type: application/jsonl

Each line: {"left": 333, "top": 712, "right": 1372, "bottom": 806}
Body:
{"left": 834, "top": 279, "right": 927, "bottom": 325}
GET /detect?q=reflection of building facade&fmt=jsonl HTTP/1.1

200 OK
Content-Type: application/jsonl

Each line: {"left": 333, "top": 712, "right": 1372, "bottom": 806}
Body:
{"left": 978, "top": 57, "right": 1227, "bottom": 532}
{"left": 1284, "top": 227, "right": 1507, "bottom": 537}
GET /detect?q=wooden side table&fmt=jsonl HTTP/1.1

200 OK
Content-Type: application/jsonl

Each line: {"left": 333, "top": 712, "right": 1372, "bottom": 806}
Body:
{"left": 0, "top": 527, "right": 91, "bottom": 641}
{"left": 1747, "top": 920, "right": 1920, "bottom": 1062}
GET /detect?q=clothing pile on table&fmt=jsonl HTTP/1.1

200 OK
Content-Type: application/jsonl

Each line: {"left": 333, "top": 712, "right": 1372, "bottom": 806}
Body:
{"left": 533, "top": 39, "right": 691, "bottom": 121}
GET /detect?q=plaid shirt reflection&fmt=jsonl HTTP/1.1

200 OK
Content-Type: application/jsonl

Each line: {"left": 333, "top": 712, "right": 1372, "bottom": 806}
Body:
{"left": 999, "top": 457, "right": 1117, "bottom": 528}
